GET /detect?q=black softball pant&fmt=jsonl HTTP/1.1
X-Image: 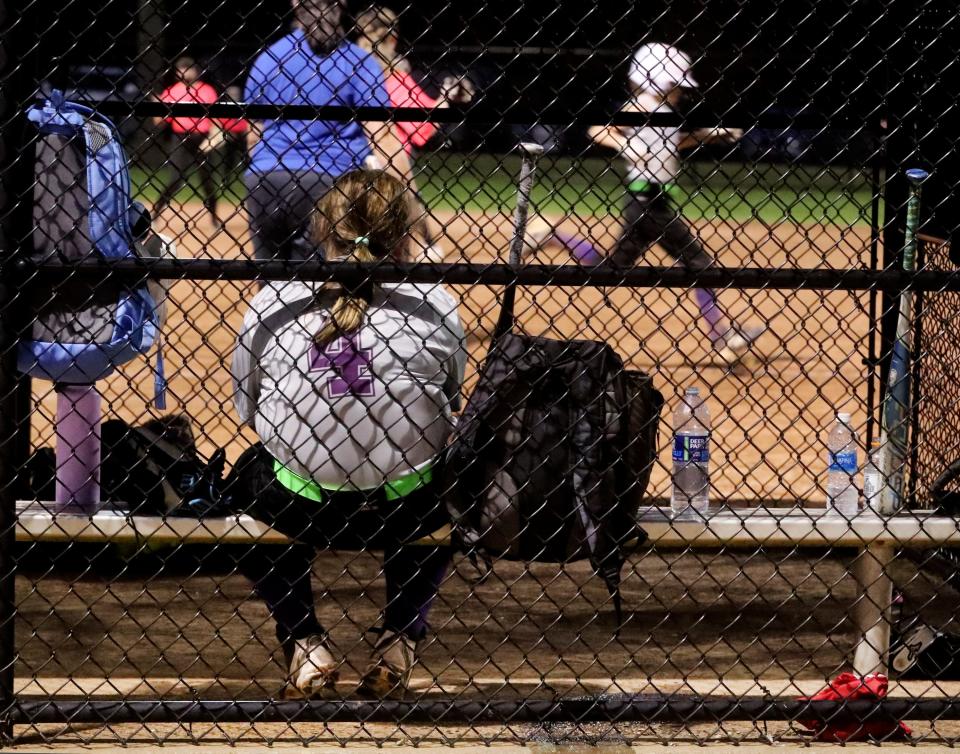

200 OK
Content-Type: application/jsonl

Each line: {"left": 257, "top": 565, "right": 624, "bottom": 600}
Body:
{"left": 244, "top": 171, "right": 335, "bottom": 261}
{"left": 227, "top": 444, "right": 452, "bottom": 649}
{"left": 154, "top": 132, "right": 218, "bottom": 218}
{"left": 609, "top": 191, "right": 715, "bottom": 271}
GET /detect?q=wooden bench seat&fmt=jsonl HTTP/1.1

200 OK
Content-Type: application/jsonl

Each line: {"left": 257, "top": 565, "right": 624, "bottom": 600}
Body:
{"left": 16, "top": 501, "right": 959, "bottom": 677}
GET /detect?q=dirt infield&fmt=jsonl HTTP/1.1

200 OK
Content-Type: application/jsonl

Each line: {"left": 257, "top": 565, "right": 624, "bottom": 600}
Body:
{"left": 30, "top": 202, "right": 874, "bottom": 504}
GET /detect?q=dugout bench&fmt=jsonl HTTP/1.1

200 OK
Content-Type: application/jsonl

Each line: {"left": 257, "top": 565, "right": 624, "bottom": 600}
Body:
{"left": 14, "top": 501, "right": 960, "bottom": 677}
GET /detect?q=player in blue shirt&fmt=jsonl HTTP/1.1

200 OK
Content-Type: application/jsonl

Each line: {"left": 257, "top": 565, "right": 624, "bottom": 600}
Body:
{"left": 243, "top": 0, "right": 412, "bottom": 261}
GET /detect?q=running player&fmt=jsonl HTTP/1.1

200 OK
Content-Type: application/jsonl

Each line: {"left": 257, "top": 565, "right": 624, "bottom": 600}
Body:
{"left": 355, "top": 5, "right": 474, "bottom": 157}
{"left": 527, "top": 42, "right": 763, "bottom": 367}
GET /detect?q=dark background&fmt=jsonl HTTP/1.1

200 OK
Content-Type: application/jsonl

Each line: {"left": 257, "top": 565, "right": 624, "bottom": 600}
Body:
{"left": 23, "top": 0, "right": 960, "bottom": 237}
{"left": 37, "top": 0, "right": 895, "bottom": 120}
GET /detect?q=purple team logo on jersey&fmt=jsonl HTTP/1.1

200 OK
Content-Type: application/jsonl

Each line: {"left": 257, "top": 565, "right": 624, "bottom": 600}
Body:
{"left": 310, "top": 335, "right": 376, "bottom": 397}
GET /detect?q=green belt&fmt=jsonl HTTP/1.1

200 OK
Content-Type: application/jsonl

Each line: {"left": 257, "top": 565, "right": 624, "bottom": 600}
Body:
{"left": 628, "top": 179, "right": 678, "bottom": 196}
{"left": 273, "top": 459, "right": 433, "bottom": 503}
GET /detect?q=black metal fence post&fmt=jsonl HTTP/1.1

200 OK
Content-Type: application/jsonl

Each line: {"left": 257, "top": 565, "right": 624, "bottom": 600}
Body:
{"left": 0, "top": 0, "right": 37, "bottom": 738}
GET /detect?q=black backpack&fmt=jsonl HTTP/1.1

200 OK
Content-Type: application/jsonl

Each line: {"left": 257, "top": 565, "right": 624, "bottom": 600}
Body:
{"left": 443, "top": 277, "right": 663, "bottom": 623}
{"left": 100, "top": 414, "right": 229, "bottom": 516}
{"left": 885, "top": 467, "right": 960, "bottom": 679}
{"left": 912, "top": 461, "right": 960, "bottom": 593}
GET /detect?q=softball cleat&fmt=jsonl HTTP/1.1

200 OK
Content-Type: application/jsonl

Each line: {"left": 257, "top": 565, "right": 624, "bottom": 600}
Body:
{"left": 358, "top": 628, "right": 417, "bottom": 700}
{"left": 281, "top": 634, "right": 339, "bottom": 699}
{"left": 522, "top": 219, "right": 554, "bottom": 257}
{"left": 716, "top": 324, "right": 767, "bottom": 369}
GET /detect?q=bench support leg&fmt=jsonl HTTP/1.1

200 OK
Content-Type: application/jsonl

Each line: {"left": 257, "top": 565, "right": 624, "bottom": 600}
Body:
{"left": 852, "top": 542, "right": 895, "bottom": 675}
{"left": 54, "top": 384, "right": 101, "bottom": 513}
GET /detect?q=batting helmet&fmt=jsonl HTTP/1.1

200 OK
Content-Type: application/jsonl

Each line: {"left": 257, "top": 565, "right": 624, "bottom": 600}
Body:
{"left": 629, "top": 43, "right": 698, "bottom": 94}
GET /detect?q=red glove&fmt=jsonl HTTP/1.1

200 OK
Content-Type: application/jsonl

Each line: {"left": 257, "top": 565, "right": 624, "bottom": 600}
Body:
{"left": 798, "top": 672, "right": 911, "bottom": 742}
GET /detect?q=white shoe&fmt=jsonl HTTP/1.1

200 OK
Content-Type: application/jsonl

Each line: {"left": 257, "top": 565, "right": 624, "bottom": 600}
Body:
{"left": 359, "top": 628, "right": 417, "bottom": 699}
{"left": 282, "top": 634, "right": 339, "bottom": 699}
{"left": 716, "top": 324, "right": 767, "bottom": 368}
{"left": 363, "top": 154, "right": 384, "bottom": 171}
{"left": 522, "top": 219, "right": 553, "bottom": 258}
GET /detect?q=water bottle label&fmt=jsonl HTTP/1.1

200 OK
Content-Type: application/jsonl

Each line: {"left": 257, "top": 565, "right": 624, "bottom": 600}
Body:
{"left": 673, "top": 435, "right": 710, "bottom": 463}
{"left": 828, "top": 450, "right": 857, "bottom": 472}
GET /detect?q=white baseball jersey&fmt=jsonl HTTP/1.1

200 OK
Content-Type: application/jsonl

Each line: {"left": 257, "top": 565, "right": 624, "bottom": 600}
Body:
{"left": 622, "top": 93, "right": 683, "bottom": 186}
{"left": 232, "top": 280, "right": 466, "bottom": 490}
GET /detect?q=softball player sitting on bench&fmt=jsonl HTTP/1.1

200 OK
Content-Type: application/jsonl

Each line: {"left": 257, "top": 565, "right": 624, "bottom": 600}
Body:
{"left": 229, "top": 169, "right": 466, "bottom": 699}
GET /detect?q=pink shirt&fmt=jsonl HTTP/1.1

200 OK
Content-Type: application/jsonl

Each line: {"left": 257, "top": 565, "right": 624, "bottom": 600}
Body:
{"left": 219, "top": 115, "right": 249, "bottom": 134}
{"left": 386, "top": 70, "right": 438, "bottom": 154}
{"left": 159, "top": 81, "right": 218, "bottom": 134}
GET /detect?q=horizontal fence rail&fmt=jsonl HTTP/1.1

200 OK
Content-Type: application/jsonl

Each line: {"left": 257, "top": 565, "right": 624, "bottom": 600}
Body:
{"left": 20, "top": 261, "right": 960, "bottom": 291}
{"left": 68, "top": 100, "right": 889, "bottom": 130}
{"left": 11, "top": 697, "right": 960, "bottom": 725}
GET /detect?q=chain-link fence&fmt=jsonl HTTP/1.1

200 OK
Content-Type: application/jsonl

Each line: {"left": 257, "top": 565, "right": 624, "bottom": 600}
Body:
{"left": 1, "top": 0, "right": 960, "bottom": 746}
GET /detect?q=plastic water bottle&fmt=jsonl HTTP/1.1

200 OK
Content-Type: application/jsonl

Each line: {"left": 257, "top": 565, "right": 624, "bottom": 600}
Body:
{"left": 826, "top": 412, "right": 859, "bottom": 516}
{"left": 863, "top": 437, "right": 883, "bottom": 513}
{"left": 671, "top": 387, "right": 711, "bottom": 517}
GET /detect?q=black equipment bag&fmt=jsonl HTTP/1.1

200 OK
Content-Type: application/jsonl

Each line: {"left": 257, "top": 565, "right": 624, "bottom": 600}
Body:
{"left": 891, "top": 620, "right": 960, "bottom": 680}
{"left": 22, "top": 414, "right": 228, "bottom": 516}
{"left": 885, "top": 461, "right": 960, "bottom": 679}
{"left": 100, "top": 414, "right": 229, "bottom": 516}
{"left": 914, "top": 461, "right": 960, "bottom": 593}
{"left": 443, "top": 264, "right": 663, "bottom": 623}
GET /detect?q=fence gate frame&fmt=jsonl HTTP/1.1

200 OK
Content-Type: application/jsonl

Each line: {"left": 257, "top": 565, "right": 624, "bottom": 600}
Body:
{"left": 2, "top": 0, "right": 960, "bottom": 743}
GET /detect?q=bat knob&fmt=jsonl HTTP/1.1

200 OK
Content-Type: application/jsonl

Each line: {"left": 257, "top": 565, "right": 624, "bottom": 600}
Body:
{"left": 906, "top": 168, "right": 929, "bottom": 182}
{"left": 518, "top": 142, "right": 545, "bottom": 157}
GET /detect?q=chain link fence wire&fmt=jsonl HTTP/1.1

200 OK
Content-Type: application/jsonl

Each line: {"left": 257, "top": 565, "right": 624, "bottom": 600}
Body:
{"left": 2, "top": 0, "right": 960, "bottom": 746}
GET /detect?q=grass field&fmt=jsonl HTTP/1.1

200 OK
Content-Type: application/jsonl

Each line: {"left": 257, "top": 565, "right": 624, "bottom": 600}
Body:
{"left": 132, "top": 153, "right": 879, "bottom": 226}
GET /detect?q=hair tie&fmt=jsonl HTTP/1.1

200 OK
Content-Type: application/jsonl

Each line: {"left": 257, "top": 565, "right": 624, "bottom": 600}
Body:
{"left": 353, "top": 236, "right": 370, "bottom": 247}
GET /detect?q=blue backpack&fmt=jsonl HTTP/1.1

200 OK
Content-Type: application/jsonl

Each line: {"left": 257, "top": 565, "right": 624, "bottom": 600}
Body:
{"left": 21, "top": 90, "right": 166, "bottom": 404}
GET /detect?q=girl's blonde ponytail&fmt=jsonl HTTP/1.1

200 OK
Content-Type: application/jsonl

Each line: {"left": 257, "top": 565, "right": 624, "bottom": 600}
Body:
{"left": 310, "top": 170, "right": 413, "bottom": 347}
